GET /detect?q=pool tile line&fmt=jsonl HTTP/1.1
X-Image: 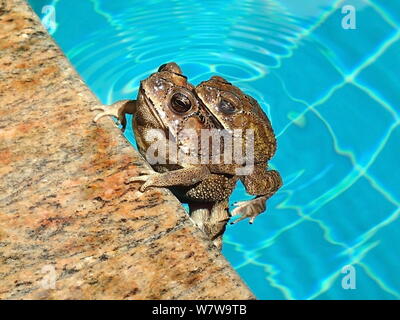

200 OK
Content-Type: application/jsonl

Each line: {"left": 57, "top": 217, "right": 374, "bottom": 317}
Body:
{"left": 369, "top": 0, "right": 400, "bottom": 30}
{"left": 273, "top": 72, "right": 397, "bottom": 216}
{"left": 277, "top": 30, "right": 400, "bottom": 138}
{"left": 269, "top": 0, "right": 345, "bottom": 69}
{"left": 307, "top": 239, "right": 395, "bottom": 299}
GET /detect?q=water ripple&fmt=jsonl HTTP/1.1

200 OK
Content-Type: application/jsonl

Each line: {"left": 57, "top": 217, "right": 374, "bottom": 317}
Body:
{"left": 64, "top": 0, "right": 314, "bottom": 104}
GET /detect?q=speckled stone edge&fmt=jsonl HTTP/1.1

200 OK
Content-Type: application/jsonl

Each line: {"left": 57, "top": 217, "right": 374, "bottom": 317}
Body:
{"left": 0, "top": 0, "right": 254, "bottom": 300}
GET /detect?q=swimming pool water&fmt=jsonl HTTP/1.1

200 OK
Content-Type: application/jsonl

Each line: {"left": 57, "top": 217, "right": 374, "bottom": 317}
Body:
{"left": 29, "top": 0, "right": 400, "bottom": 299}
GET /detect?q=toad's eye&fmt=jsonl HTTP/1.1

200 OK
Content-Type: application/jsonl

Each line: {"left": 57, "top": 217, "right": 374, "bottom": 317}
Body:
{"left": 170, "top": 92, "right": 192, "bottom": 113}
{"left": 218, "top": 99, "right": 236, "bottom": 114}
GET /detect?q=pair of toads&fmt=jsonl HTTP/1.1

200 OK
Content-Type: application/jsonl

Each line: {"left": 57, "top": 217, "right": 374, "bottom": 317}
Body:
{"left": 92, "top": 62, "right": 282, "bottom": 250}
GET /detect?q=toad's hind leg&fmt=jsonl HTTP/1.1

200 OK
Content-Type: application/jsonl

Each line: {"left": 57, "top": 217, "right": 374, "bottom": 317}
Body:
{"left": 91, "top": 99, "right": 137, "bottom": 131}
{"left": 208, "top": 200, "right": 230, "bottom": 250}
{"left": 189, "top": 200, "right": 230, "bottom": 250}
{"left": 232, "top": 166, "right": 282, "bottom": 224}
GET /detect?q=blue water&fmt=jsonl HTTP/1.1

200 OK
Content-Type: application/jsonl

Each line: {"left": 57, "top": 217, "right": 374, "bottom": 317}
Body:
{"left": 29, "top": 0, "right": 400, "bottom": 299}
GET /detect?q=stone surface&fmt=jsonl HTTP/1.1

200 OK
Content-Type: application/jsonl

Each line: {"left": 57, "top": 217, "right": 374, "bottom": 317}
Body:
{"left": 0, "top": 0, "right": 254, "bottom": 299}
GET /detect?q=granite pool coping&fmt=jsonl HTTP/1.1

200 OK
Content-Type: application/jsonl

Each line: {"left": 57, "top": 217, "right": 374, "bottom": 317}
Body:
{"left": 0, "top": 0, "right": 254, "bottom": 300}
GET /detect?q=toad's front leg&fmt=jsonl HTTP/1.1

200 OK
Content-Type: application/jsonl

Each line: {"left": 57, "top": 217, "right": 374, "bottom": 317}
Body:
{"left": 91, "top": 99, "right": 137, "bottom": 131}
{"left": 128, "top": 166, "right": 212, "bottom": 192}
{"left": 232, "top": 165, "right": 282, "bottom": 224}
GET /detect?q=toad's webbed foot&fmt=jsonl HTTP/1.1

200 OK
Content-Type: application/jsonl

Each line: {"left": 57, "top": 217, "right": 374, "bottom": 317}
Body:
{"left": 233, "top": 168, "right": 282, "bottom": 224}
{"left": 91, "top": 99, "right": 137, "bottom": 131}
{"left": 231, "top": 196, "right": 267, "bottom": 224}
{"left": 127, "top": 172, "right": 162, "bottom": 192}
{"left": 189, "top": 200, "right": 230, "bottom": 250}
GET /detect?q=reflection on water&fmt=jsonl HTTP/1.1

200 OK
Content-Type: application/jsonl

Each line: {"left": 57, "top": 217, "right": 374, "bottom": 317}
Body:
{"left": 29, "top": 0, "right": 400, "bottom": 299}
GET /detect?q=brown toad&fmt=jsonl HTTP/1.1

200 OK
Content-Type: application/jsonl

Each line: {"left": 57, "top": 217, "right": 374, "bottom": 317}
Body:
{"left": 195, "top": 75, "right": 282, "bottom": 224}
{"left": 91, "top": 63, "right": 237, "bottom": 249}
